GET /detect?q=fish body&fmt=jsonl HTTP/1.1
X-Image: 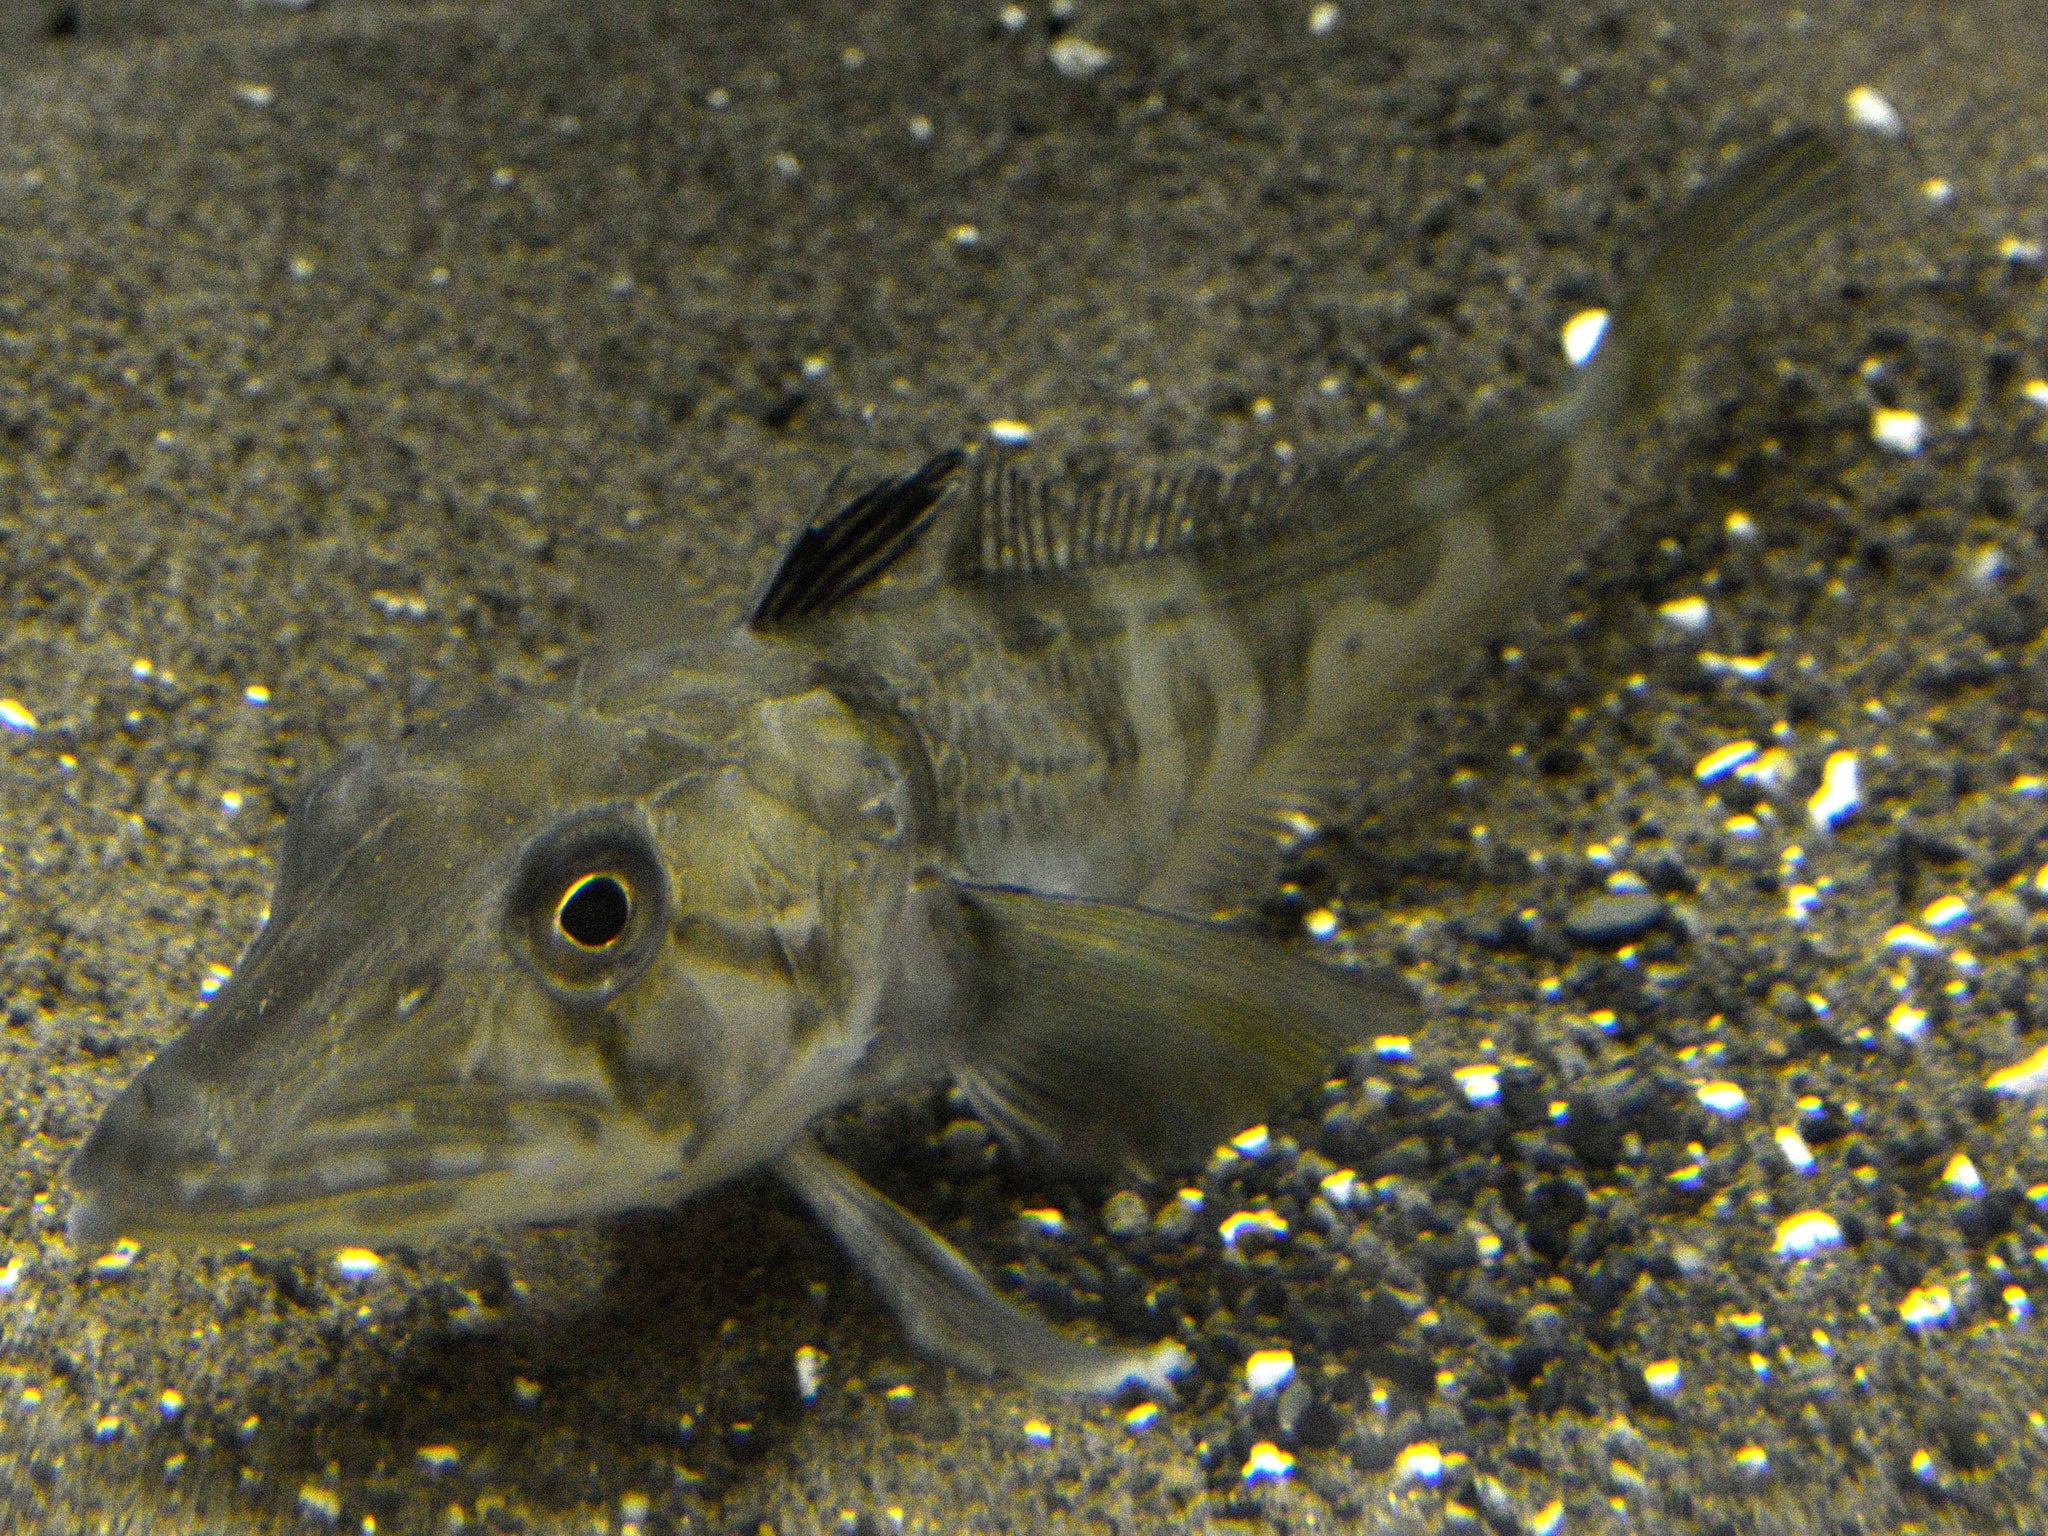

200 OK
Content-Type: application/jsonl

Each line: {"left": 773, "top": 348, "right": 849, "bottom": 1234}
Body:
{"left": 67, "top": 133, "right": 1850, "bottom": 1393}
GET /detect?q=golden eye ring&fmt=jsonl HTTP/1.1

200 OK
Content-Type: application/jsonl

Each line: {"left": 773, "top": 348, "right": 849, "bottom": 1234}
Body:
{"left": 554, "top": 872, "right": 634, "bottom": 951}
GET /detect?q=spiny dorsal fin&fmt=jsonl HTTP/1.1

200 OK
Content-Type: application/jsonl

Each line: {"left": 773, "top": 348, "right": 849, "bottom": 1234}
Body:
{"left": 954, "top": 452, "right": 1343, "bottom": 578}
{"left": 751, "top": 449, "right": 963, "bottom": 628}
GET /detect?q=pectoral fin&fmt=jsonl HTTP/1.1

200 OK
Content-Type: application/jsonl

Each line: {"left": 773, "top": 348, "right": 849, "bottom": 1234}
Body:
{"left": 776, "top": 1137, "right": 1191, "bottom": 1396}
{"left": 942, "top": 881, "right": 1420, "bottom": 1176}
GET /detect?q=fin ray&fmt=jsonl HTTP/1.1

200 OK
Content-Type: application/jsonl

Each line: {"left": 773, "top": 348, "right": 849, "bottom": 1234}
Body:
{"left": 776, "top": 1138, "right": 1190, "bottom": 1396}
{"left": 752, "top": 449, "right": 962, "bottom": 628}
{"left": 943, "top": 881, "right": 1420, "bottom": 1176}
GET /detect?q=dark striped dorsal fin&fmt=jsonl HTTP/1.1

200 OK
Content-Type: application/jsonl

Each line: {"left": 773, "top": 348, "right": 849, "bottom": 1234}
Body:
{"left": 954, "top": 453, "right": 1342, "bottom": 578}
{"left": 752, "top": 449, "right": 963, "bottom": 628}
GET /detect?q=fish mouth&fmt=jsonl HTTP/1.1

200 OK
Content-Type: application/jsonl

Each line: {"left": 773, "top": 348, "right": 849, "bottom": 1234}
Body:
{"left": 66, "top": 1086, "right": 700, "bottom": 1252}
{"left": 65, "top": 1137, "right": 518, "bottom": 1250}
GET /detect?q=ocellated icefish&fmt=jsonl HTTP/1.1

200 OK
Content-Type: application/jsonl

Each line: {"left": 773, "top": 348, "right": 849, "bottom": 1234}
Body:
{"left": 67, "top": 131, "right": 1849, "bottom": 1394}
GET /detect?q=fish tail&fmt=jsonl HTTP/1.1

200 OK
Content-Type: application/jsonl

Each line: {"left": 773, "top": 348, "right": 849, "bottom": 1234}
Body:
{"left": 1131, "top": 131, "right": 1854, "bottom": 913}
{"left": 1584, "top": 128, "right": 1852, "bottom": 430}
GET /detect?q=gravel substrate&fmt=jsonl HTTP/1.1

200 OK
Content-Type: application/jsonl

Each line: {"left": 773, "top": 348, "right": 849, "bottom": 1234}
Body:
{"left": 3, "top": 0, "right": 2047, "bottom": 1531}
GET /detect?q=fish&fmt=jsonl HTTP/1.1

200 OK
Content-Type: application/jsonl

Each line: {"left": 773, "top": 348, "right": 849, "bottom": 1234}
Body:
{"left": 66, "top": 130, "right": 1850, "bottom": 1396}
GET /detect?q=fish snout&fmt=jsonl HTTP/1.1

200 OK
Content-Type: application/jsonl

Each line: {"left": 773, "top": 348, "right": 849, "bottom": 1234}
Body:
{"left": 66, "top": 1064, "right": 220, "bottom": 1243}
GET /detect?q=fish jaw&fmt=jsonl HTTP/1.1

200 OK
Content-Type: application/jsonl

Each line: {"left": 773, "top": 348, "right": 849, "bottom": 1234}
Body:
{"left": 66, "top": 1078, "right": 702, "bottom": 1251}
{"left": 63, "top": 951, "right": 703, "bottom": 1250}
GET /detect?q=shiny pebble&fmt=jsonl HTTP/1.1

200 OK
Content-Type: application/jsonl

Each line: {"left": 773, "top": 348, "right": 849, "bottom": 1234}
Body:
{"left": 1774, "top": 1210, "right": 1842, "bottom": 1257}
{"left": 1899, "top": 1285, "right": 1953, "bottom": 1330}
{"left": 1990, "top": 1042, "right": 2048, "bottom": 1096}
{"left": 1807, "top": 750, "right": 1861, "bottom": 830}
{"left": 1870, "top": 407, "right": 1926, "bottom": 455}
{"left": 1242, "top": 1442, "right": 1296, "bottom": 1484}
{"left": 1694, "top": 740, "right": 1758, "bottom": 782}
{"left": 1561, "top": 308, "right": 1610, "bottom": 366}
{"left": 1844, "top": 85, "right": 1905, "bottom": 137}
{"left": 332, "top": 1248, "right": 382, "bottom": 1281}
{"left": 1695, "top": 1081, "right": 1748, "bottom": 1117}
{"left": 1244, "top": 1349, "right": 1295, "bottom": 1396}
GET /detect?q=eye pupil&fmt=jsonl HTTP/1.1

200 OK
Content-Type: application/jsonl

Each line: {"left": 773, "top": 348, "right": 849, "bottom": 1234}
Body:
{"left": 556, "top": 874, "right": 632, "bottom": 950}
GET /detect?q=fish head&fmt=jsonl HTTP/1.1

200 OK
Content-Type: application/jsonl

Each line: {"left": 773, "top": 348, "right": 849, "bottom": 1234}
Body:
{"left": 67, "top": 669, "right": 918, "bottom": 1251}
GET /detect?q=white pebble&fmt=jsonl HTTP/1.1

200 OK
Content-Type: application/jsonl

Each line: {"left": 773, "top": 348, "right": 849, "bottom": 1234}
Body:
{"left": 1772, "top": 1210, "right": 1841, "bottom": 1257}
{"left": 1844, "top": 85, "right": 1904, "bottom": 138}
{"left": 1942, "top": 1153, "right": 1982, "bottom": 1196}
{"left": 1642, "top": 1358, "right": 1682, "bottom": 1400}
{"left": 987, "top": 418, "right": 1033, "bottom": 445}
{"left": 1657, "top": 594, "right": 1710, "bottom": 632}
{"left": 1561, "top": 308, "right": 1610, "bottom": 367}
{"left": 0, "top": 699, "right": 37, "bottom": 733}
{"left": 1307, "top": 2, "right": 1340, "bottom": 35}
{"left": 332, "top": 1248, "right": 382, "bottom": 1281}
{"left": 1870, "top": 407, "right": 1926, "bottom": 456}
{"left": 1241, "top": 1442, "right": 1296, "bottom": 1484}
{"left": 1921, "top": 895, "right": 1970, "bottom": 930}
{"left": 1244, "top": 1348, "right": 1295, "bottom": 1396}
{"left": 1774, "top": 1126, "right": 1815, "bottom": 1174}
{"left": 1047, "top": 37, "right": 1112, "bottom": 78}
{"left": 1883, "top": 924, "right": 1941, "bottom": 955}
{"left": 1899, "top": 1284, "right": 1953, "bottom": 1330}
{"left": 1988, "top": 1041, "right": 2048, "bottom": 1097}
{"left": 794, "top": 1344, "right": 828, "bottom": 1404}
{"left": 1694, "top": 740, "right": 1758, "bottom": 783}
{"left": 1806, "top": 750, "right": 1860, "bottom": 831}
{"left": 1886, "top": 1002, "right": 1929, "bottom": 1041}
{"left": 1454, "top": 1064, "right": 1501, "bottom": 1105}
{"left": 1695, "top": 1082, "right": 1748, "bottom": 1117}
{"left": 1392, "top": 1442, "right": 1444, "bottom": 1485}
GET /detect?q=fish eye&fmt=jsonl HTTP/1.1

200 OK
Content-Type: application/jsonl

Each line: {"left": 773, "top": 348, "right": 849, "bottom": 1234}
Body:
{"left": 507, "top": 810, "right": 669, "bottom": 1005}
{"left": 555, "top": 872, "right": 633, "bottom": 951}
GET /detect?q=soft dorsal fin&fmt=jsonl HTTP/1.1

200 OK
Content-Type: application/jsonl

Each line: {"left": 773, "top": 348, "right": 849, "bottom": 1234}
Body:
{"left": 953, "top": 452, "right": 1340, "bottom": 578}
{"left": 751, "top": 449, "right": 963, "bottom": 628}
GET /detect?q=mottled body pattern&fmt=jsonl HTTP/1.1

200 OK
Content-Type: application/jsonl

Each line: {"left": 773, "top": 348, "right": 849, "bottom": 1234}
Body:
{"left": 69, "top": 135, "right": 1850, "bottom": 1393}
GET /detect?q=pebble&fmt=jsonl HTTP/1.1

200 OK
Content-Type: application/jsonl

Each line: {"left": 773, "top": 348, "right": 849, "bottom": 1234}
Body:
{"left": 794, "top": 1345, "right": 828, "bottom": 1405}
{"left": 1642, "top": 1358, "right": 1682, "bottom": 1400}
{"left": 1870, "top": 406, "right": 1927, "bottom": 455}
{"left": 1695, "top": 1081, "right": 1748, "bottom": 1117}
{"left": 1047, "top": 37, "right": 1112, "bottom": 78}
{"left": 1245, "top": 1348, "right": 1296, "bottom": 1396}
{"left": 1561, "top": 308, "right": 1610, "bottom": 366}
{"left": 1807, "top": 750, "right": 1861, "bottom": 831}
{"left": 1899, "top": 1284, "right": 1954, "bottom": 1330}
{"left": 1694, "top": 740, "right": 1758, "bottom": 781}
{"left": 1102, "top": 1190, "right": 1150, "bottom": 1239}
{"left": 1561, "top": 892, "right": 1668, "bottom": 944}
{"left": 1844, "top": 85, "right": 1905, "bottom": 137}
{"left": 1241, "top": 1442, "right": 1296, "bottom": 1484}
{"left": 1773, "top": 1210, "right": 1843, "bottom": 1258}
{"left": 1988, "top": 1040, "right": 2048, "bottom": 1096}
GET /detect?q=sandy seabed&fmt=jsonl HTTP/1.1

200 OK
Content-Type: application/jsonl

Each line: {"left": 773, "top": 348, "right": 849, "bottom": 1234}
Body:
{"left": 2, "top": 0, "right": 2048, "bottom": 1531}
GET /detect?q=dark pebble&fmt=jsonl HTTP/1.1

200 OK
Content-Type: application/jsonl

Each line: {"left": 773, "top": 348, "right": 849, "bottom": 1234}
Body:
{"left": 1561, "top": 892, "right": 1670, "bottom": 944}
